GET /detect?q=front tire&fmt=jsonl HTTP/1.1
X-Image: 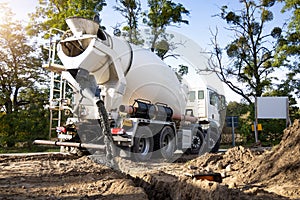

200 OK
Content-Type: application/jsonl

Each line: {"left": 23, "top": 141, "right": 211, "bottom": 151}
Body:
{"left": 187, "top": 129, "right": 204, "bottom": 154}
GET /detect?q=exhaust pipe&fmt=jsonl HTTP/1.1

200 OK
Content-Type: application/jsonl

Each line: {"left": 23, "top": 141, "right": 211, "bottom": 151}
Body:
{"left": 33, "top": 140, "right": 106, "bottom": 150}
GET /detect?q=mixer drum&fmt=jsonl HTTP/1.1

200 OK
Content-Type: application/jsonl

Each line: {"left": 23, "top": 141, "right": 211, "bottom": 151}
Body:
{"left": 57, "top": 17, "right": 188, "bottom": 116}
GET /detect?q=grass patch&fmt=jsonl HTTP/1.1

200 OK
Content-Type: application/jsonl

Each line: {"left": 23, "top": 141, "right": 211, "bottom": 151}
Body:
{"left": 0, "top": 146, "right": 60, "bottom": 154}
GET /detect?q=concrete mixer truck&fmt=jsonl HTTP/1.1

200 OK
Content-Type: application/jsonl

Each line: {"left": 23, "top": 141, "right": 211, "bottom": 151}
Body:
{"left": 34, "top": 17, "right": 226, "bottom": 162}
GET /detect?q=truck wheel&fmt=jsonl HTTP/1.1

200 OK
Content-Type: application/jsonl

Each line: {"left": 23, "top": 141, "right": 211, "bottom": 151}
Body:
{"left": 132, "top": 126, "right": 154, "bottom": 162}
{"left": 159, "top": 126, "right": 176, "bottom": 160}
{"left": 187, "top": 129, "right": 204, "bottom": 154}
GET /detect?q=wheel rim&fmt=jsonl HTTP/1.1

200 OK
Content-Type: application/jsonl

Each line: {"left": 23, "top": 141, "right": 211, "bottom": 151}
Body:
{"left": 209, "top": 138, "right": 216, "bottom": 149}
{"left": 162, "top": 134, "right": 171, "bottom": 147}
{"left": 191, "top": 136, "right": 200, "bottom": 150}
{"left": 191, "top": 131, "right": 202, "bottom": 151}
{"left": 138, "top": 137, "right": 150, "bottom": 156}
{"left": 159, "top": 126, "right": 175, "bottom": 160}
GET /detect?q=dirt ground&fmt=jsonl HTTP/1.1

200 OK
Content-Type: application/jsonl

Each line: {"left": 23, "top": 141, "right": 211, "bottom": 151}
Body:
{"left": 0, "top": 120, "right": 299, "bottom": 199}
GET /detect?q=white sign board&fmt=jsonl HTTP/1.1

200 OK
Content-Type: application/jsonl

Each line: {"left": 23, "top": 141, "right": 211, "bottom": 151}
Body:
{"left": 257, "top": 97, "right": 289, "bottom": 119}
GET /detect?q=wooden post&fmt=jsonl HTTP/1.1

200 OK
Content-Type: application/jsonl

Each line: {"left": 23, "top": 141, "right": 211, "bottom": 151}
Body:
{"left": 254, "top": 97, "right": 258, "bottom": 143}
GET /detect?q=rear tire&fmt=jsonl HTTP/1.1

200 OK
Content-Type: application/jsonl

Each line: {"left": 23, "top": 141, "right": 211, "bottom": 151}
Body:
{"left": 159, "top": 126, "right": 176, "bottom": 160}
{"left": 132, "top": 126, "right": 154, "bottom": 162}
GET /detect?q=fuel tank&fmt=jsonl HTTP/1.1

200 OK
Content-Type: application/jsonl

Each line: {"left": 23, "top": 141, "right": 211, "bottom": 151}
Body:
{"left": 57, "top": 17, "right": 187, "bottom": 116}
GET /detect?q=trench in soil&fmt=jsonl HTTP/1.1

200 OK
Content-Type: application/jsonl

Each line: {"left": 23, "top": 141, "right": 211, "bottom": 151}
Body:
{"left": 101, "top": 154, "right": 292, "bottom": 200}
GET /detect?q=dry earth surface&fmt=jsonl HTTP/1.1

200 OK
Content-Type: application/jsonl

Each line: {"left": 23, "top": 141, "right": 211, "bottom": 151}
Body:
{"left": 0, "top": 120, "right": 300, "bottom": 200}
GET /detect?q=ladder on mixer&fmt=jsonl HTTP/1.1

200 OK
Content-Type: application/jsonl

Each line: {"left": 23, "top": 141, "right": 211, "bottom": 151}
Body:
{"left": 48, "top": 71, "right": 66, "bottom": 139}
{"left": 44, "top": 28, "right": 68, "bottom": 139}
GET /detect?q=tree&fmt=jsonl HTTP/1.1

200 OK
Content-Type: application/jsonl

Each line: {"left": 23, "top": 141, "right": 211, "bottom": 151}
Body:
{"left": 143, "top": 0, "right": 190, "bottom": 77}
{"left": 27, "top": 0, "right": 107, "bottom": 37}
{"left": 275, "top": 0, "right": 300, "bottom": 97}
{"left": 0, "top": 4, "right": 48, "bottom": 147}
{"left": 143, "top": 0, "right": 190, "bottom": 52}
{"left": 276, "top": 0, "right": 299, "bottom": 61}
{"left": 114, "top": 0, "right": 143, "bottom": 45}
{"left": 0, "top": 4, "right": 44, "bottom": 114}
{"left": 208, "top": 0, "right": 282, "bottom": 104}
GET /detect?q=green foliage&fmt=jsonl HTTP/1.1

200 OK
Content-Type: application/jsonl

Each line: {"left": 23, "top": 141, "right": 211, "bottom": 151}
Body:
{"left": 154, "top": 39, "right": 170, "bottom": 59}
{"left": 281, "top": 0, "right": 300, "bottom": 32}
{"left": 114, "top": 0, "right": 143, "bottom": 45}
{"left": 226, "top": 101, "right": 253, "bottom": 143}
{"left": 175, "top": 64, "right": 189, "bottom": 83}
{"left": 262, "top": 0, "right": 275, "bottom": 7}
{"left": 143, "top": 0, "right": 189, "bottom": 51}
{"left": 258, "top": 119, "right": 286, "bottom": 145}
{"left": 226, "top": 101, "right": 250, "bottom": 116}
{"left": 0, "top": 4, "right": 49, "bottom": 149}
{"left": 274, "top": 0, "right": 300, "bottom": 98}
{"left": 145, "top": 0, "right": 189, "bottom": 28}
{"left": 27, "top": 0, "right": 107, "bottom": 37}
{"left": 0, "top": 88, "right": 49, "bottom": 148}
{"left": 275, "top": 0, "right": 299, "bottom": 59}
{"left": 226, "top": 100, "right": 291, "bottom": 146}
{"left": 0, "top": 146, "right": 60, "bottom": 154}
{"left": 224, "top": 11, "right": 241, "bottom": 25}
{"left": 177, "top": 64, "right": 188, "bottom": 77}
{"left": 0, "top": 5, "right": 45, "bottom": 114}
{"left": 271, "top": 27, "right": 282, "bottom": 38}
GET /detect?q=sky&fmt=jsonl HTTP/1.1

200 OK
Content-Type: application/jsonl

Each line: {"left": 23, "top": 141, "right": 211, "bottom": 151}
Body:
{"left": 0, "top": 0, "right": 291, "bottom": 103}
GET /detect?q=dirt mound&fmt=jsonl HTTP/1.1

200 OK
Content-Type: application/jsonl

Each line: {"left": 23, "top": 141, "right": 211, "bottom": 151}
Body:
{"left": 177, "top": 120, "right": 300, "bottom": 199}
{"left": 244, "top": 119, "right": 300, "bottom": 198}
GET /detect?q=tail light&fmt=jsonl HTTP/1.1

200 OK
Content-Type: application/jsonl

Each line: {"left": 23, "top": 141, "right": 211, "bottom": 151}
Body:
{"left": 56, "top": 127, "right": 66, "bottom": 133}
{"left": 111, "top": 128, "right": 125, "bottom": 135}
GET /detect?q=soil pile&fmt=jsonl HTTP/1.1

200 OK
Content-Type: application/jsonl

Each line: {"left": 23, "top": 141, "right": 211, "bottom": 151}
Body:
{"left": 179, "top": 119, "right": 300, "bottom": 199}
{"left": 245, "top": 119, "right": 300, "bottom": 198}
